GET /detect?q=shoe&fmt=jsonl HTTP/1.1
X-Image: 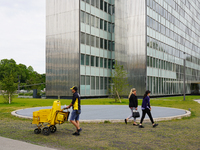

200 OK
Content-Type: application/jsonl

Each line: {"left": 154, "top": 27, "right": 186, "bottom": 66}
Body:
{"left": 125, "top": 119, "right": 127, "bottom": 124}
{"left": 78, "top": 128, "right": 82, "bottom": 133}
{"left": 153, "top": 124, "right": 158, "bottom": 128}
{"left": 72, "top": 132, "right": 80, "bottom": 136}
{"left": 133, "top": 123, "right": 138, "bottom": 126}
{"left": 139, "top": 125, "right": 144, "bottom": 128}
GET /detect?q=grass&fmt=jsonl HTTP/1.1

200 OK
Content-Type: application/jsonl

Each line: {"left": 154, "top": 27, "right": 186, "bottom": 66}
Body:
{"left": 0, "top": 95, "right": 200, "bottom": 149}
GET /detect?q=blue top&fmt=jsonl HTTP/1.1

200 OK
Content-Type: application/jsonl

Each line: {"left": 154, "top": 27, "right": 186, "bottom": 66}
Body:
{"left": 141, "top": 96, "right": 151, "bottom": 110}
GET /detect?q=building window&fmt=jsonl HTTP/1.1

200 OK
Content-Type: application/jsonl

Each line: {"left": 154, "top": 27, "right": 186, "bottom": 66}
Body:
{"left": 91, "top": 0, "right": 95, "bottom": 6}
{"left": 112, "top": 60, "right": 115, "bottom": 69}
{"left": 91, "top": 56, "right": 95, "bottom": 66}
{"left": 91, "top": 35, "right": 95, "bottom": 47}
{"left": 81, "top": 32, "right": 85, "bottom": 44}
{"left": 112, "top": 42, "right": 115, "bottom": 51}
{"left": 104, "top": 58, "right": 107, "bottom": 68}
{"left": 112, "top": 6, "right": 115, "bottom": 14}
{"left": 108, "top": 59, "right": 111, "bottom": 69}
{"left": 86, "top": 0, "right": 90, "bottom": 4}
{"left": 108, "top": 4, "right": 111, "bottom": 14}
{"left": 108, "top": 41, "right": 112, "bottom": 50}
{"left": 86, "top": 76, "right": 90, "bottom": 85}
{"left": 85, "top": 13, "right": 90, "bottom": 25}
{"left": 96, "top": 0, "right": 99, "bottom": 8}
{"left": 91, "top": 15, "right": 95, "bottom": 27}
{"left": 150, "top": 57, "right": 152, "bottom": 67}
{"left": 100, "top": 0, "right": 103, "bottom": 10}
{"left": 81, "top": 11, "right": 85, "bottom": 23}
{"left": 100, "top": 19, "right": 103, "bottom": 29}
{"left": 100, "top": 77, "right": 103, "bottom": 89}
{"left": 100, "top": 38, "right": 103, "bottom": 49}
{"left": 104, "top": 21, "right": 107, "bottom": 31}
{"left": 96, "top": 76, "right": 99, "bottom": 89}
{"left": 91, "top": 76, "right": 95, "bottom": 89}
{"left": 81, "top": 76, "right": 85, "bottom": 85}
{"left": 96, "top": 57, "right": 99, "bottom": 67}
{"left": 147, "top": 56, "right": 149, "bottom": 67}
{"left": 95, "top": 17, "right": 99, "bottom": 28}
{"left": 86, "top": 34, "right": 90, "bottom": 45}
{"left": 112, "top": 24, "right": 114, "bottom": 33}
{"left": 104, "top": 39, "right": 107, "bottom": 49}
{"left": 104, "top": 2, "right": 107, "bottom": 12}
{"left": 96, "top": 37, "right": 99, "bottom": 48}
{"left": 104, "top": 77, "right": 107, "bottom": 89}
{"left": 108, "top": 22, "right": 111, "bottom": 32}
{"left": 86, "top": 55, "right": 90, "bottom": 66}
{"left": 100, "top": 58, "right": 103, "bottom": 67}
{"left": 81, "top": 54, "right": 85, "bottom": 65}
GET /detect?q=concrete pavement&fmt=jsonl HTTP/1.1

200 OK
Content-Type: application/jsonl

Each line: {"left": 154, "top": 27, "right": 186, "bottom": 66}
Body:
{"left": 194, "top": 99, "right": 200, "bottom": 104}
{"left": 12, "top": 105, "right": 190, "bottom": 123}
{"left": 0, "top": 136, "right": 56, "bottom": 150}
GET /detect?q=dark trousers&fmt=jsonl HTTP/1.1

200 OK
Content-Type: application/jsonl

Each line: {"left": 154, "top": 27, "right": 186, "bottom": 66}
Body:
{"left": 140, "top": 108, "right": 154, "bottom": 124}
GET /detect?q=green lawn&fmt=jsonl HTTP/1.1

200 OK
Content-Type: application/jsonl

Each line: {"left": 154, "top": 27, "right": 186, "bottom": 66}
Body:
{"left": 0, "top": 95, "right": 200, "bottom": 150}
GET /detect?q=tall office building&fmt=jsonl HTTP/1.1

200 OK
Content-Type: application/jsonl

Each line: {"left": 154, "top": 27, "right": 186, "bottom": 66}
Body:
{"left": 46, "top": 0, "right": 200, "bottom": 98}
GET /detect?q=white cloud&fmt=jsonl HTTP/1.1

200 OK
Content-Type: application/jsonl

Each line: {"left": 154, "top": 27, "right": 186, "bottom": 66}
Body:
{"left": 0, "top": 0, "right": 45, "bottom": 74}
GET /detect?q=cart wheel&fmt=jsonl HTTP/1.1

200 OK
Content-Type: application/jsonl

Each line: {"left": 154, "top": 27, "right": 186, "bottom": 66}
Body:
{"left": 43, "top": 127, "right": 50, "bottom": 136}
{"left": 34, "top": 128, "right": 41, "bottom": 134}
{"left": 50, "top": 125, "right": 57, "bottom": 133}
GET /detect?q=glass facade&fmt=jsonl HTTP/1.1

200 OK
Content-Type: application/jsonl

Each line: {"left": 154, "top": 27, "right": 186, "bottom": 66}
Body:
{"left": 46, "top": 0, "right": 200, "bottom": 98}
{"left": 146, "top": 0, "right": 200, "bottom": 95}
{"left": 80, "top": 0, "right": 115, "bottom": 96}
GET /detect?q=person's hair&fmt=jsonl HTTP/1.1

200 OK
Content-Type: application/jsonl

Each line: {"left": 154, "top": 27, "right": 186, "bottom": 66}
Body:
{"left": 143, "top": 90, "right": 151, "bottom": 99}
{"left": 128, "top": 88, "right": 136, "bottom": 98}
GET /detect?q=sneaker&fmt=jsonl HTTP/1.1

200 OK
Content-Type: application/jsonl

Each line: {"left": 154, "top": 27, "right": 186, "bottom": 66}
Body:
{"left": 78, "top": 128, "right": 82, "bottom": 133}
{"left": 139, "top": 125, "right": 144, "bottom": 128}
{"left": 153, "top": 124, "right": 158, "bottom": 128}
{"left": 133, "top": 123, "right": 138, "bottom": 126}
{"left": 72, "top": 132, "right": 80, "bottom": 136}
{"left": 125, "top": 119, "right": 127, "bottom": 124}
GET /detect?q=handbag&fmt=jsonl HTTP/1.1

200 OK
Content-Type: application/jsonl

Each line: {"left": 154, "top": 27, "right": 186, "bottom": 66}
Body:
{"left": 132, "top": 110, "right": 140, "bottom": 118}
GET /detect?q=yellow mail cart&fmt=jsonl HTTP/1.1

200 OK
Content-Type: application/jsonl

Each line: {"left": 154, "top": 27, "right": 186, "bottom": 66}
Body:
{"left": 32, "top": 100, "right": 70, "bottom": 135}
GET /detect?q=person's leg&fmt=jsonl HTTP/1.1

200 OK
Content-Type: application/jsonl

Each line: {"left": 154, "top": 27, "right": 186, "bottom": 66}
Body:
{"left": 146, "top": 109, "right": 154, "bottom": 124}
{"left": 126, "top": 107, "right": 133, "bottom": 121}
{"left": 132, "top": 107, "right": 137, "bottom": 125}
{"left": 140, "top": 109, "right": 146, "bottom": 125}
{"left": 70, "top": 120, "right": 79, "bottom": 130}
{"left": 70, "top": 110, "right": 80, "bottom": 132}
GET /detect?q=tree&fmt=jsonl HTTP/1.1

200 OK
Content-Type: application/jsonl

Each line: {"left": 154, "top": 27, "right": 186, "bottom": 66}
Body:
{"left": 1, "top": 74, "right": 17, "bottom": 104}
{"left": 109, "top": 61, "right": 129, "bottom": 103}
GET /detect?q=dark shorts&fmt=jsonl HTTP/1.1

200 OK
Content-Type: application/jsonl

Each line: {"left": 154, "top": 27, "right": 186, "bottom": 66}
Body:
{"left": 70, "top": 110, "right": 81, "bottom": 121}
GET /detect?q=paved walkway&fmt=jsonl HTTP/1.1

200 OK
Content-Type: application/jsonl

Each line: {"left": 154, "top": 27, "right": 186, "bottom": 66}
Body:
{"left": 0, "top": 136, "right": 56, "bottom": 150}
{"left": 194, "top": 99, "right": 200, "bottom": 104}
{"left": 13, "top": 105, "right": 190, "bottom": 122}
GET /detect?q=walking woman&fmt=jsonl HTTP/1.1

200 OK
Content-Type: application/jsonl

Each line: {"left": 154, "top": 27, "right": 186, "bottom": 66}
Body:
{"left": 139, "top": 90, "right": 158, "bottom": 128}
{"left": 124, "top": 88, "right": 138, "bottom": 126}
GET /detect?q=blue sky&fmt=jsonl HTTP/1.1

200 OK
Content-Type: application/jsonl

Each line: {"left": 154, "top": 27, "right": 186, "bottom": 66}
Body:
{"left": 0, "top": 0, "right": 45, "bottom": 74}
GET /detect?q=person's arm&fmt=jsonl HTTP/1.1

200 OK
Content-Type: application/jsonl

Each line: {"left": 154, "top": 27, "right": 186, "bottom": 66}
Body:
{"left": 147, "top": 97, "right": 151, "bottom": 110}
{"left": 136, "top": 97, "right": 138, "bottom": 109}
{"left": 66, "top": 103, "right": 73, "bottom": 109}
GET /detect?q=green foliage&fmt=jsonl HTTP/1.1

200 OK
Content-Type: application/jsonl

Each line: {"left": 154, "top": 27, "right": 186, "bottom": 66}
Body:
{"left": 0, "top": 59, "right": 45, "bottom": 103}
{"left": 109, "top": 61, "right": 129, "bottom": 102}
{"left": 1, "top": 74, "right": 17, "bottom": 104}
{"left": 0, "top": 59, "right": 45, "bottom": 91}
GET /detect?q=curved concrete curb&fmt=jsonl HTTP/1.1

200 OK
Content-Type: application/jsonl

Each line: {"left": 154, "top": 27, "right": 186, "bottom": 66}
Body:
{"left": 11, "top": 108, "right": 191, "bottom": 123}
{"left": 11, "top": 109, "right": 32, "bottom": 119}
{"left": 194, "top": 99, "right": 200, "bottom": 104}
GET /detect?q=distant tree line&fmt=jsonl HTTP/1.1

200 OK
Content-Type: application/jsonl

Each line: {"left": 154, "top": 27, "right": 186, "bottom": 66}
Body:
{"left": 0, "top": 59, "right": 45, "bottom": 103}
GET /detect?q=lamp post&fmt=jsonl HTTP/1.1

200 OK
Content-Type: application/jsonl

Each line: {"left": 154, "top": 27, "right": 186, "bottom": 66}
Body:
{"left": 183, "top": 52, "right": 186, "bottom": 101}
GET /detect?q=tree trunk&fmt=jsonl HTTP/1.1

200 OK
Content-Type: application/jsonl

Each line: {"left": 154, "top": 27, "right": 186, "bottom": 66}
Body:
{"left": 115, "top": 88, "right": 121, "bottom": 103}
{"left": 9, "top": 93, "right": 11, "bottom": 104}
